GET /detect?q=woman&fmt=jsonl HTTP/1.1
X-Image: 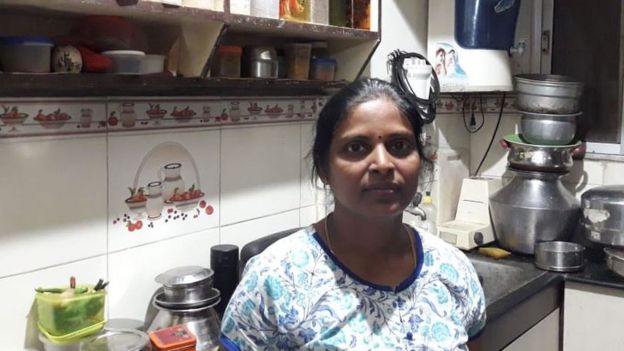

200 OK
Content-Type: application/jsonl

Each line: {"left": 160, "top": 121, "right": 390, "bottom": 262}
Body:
{"left": 220, "top": 78, "right": 485, "bottom": 350}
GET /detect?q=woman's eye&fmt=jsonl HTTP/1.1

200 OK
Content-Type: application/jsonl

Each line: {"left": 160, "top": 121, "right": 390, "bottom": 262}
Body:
{"left": 390, "top": 139, "right": 414, "bottom": 154}
{"left": 345, "top": 142, "right": 367, "bottom": 153}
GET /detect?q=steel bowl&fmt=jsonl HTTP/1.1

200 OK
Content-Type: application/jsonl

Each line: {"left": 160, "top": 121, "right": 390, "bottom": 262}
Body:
{"left": 514, "top": 74, "right": 584, "bottom": 114}
{"left": 519, "top": 111, "right": 580, "bottom": 145}
{"left": 604, "top": 247, "right": 624, "bottom": 278}
{"left": 501, "top": 134, "right": 581, "bottom": 172}
{"left": 155, "top": 266, "right": 214, "bottom": 304}
{"left": 534, "top": 241, "right": 585, "bottom": 272}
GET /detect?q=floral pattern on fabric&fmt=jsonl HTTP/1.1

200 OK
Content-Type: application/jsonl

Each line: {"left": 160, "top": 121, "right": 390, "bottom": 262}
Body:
{"left": 220, "top": 226, "right": 486, "bottom": 351}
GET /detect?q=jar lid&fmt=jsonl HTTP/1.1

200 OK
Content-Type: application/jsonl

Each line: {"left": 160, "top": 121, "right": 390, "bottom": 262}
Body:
{"left": 0, "top": 36, "right": 53, "bottom": 46}
{"left": 155, "top": 266, "right": 214, "bottom": 287}
{"left": 80, "top": 329, "right": 149, "bottom": 351}
{"left": 217, "top": 45, "right": 242, "bottom": 55}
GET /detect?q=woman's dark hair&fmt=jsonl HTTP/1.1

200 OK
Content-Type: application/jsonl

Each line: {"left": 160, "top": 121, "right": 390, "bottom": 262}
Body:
{"left": 310, "top": 78, "right": 428, "bottom": 183}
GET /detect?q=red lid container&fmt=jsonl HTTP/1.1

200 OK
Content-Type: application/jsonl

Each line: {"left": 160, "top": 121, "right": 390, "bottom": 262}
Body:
{"left": 149, "top": 324, "right": 196, "bottom": 351}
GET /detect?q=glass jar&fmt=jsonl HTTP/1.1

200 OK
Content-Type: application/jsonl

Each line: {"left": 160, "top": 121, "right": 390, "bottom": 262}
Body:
{"left": 329, "top": 0, "right": 347, "bottom": 27}
{"left": 279, "top": 0, "right": 310, "bottom": 22}
{"left": 347, "top": 0, "right": 370, "bottom": 30}
{"left": 310, "top": 58, "right": 337, "bottom": 81}
{"left": 146, "top": 181, "right": 165, "bottom": 220}
{"left": 212, "top": 45, "right": 242, "bottom": 78}
{"left": 285, "top": 43, "right": 312, "bottom": 80}
{"left": 159, "top": 162, "right": 185, "bottom": 203}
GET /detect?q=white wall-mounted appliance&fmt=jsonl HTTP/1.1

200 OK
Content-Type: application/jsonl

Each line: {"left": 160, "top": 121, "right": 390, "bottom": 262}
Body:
{"left": 438, "top": 177, "right": 502, "bottom": 250}
{"left": 427, "top": 0, "right": 520, "bottom": 92}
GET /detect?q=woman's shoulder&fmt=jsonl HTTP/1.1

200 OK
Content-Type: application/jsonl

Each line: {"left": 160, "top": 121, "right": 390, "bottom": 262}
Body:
{"left": 241, "top": 226, "right": 321, "bottom": 273}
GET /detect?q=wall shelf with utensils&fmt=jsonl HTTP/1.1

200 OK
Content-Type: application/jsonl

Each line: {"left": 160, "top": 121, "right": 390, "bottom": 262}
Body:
{"left": 0, "top": 0, "right": 380, "bottom": 97}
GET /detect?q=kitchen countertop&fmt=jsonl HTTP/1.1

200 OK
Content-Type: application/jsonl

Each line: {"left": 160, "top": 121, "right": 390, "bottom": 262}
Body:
{"left": 466, "top": 248, "right": 624, "bottom": 350}
{"left": 565, "top": 258, "right": 624, "bottom": 289}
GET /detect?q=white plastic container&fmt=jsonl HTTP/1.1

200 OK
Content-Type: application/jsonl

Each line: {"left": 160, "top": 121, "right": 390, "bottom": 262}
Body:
{"left": 102, "top": 50, "right": 146, "bottom": 74}
{"left": 310, "top": 0, "right": 329, "bottom": 24}
{"left": 230, "top": 0, "right": 251, "bottom": 15}
{"left": 140, "top": 54, "right": 166, "bottom": 74}
{"left": 250, "top": 0, "right": 278, "bottom": 19}
{"left": 0, "top": 36, "right": 53, "bottom": 73}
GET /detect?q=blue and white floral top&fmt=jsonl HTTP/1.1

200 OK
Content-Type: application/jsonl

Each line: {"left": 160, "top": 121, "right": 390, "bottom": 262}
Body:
{"left": 220, "top": 226, "right": 486, "bottom": 350}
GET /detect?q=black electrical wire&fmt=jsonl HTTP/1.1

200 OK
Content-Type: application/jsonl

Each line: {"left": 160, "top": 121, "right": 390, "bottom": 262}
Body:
{"left": 474, "top": 92, "right": 506, "bottom": 176}
{"left": 462, "top": 95, "right": 485, "bottom": 134}
{"left": 387, "top": 50, "right": 440, "bottom": 125}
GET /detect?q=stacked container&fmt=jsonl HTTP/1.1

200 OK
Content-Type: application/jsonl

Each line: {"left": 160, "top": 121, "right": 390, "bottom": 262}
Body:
{"left": 488, "top": 74, "right": 585, "bottom": 255}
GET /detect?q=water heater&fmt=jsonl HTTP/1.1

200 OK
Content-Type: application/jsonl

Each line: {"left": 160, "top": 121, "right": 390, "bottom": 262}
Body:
{"left": 427, "top": 0, "right": 521, "bottom": 92}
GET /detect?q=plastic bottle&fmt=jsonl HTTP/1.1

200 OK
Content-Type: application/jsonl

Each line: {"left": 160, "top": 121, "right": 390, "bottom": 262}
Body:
{"left": 420, "top": 192, "right": 437, "bottom": 235}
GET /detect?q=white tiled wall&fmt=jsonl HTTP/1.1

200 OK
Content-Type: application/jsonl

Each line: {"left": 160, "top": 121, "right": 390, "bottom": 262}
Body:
{"left": 0, "top": 98, "right": 324, "bottom": 350}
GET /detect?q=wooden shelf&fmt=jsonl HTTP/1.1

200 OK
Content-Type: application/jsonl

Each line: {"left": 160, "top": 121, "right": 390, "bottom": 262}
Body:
{"left": 0, "top": 0, "right": 380, "bottom": 94}
{"left": 0, "top": 74, "right": 349, "bottom": 97}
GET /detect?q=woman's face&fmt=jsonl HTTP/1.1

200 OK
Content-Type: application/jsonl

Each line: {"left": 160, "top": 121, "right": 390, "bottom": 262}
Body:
{"left": 324, "top": 98, "right": 421, "bottom": 218}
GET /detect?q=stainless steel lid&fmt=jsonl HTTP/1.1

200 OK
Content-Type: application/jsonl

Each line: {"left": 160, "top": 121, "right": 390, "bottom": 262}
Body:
{"left": 155, "top": 266, "right": 214, "bottom": 287}
{"left": 581, "top": 185, "right": 624, "bottom": 246}
{"left": 80, "top": 329, "right": 149, "bottom": 351}
{"left": 581, "top": 185, "right": 624, "bottom": 200}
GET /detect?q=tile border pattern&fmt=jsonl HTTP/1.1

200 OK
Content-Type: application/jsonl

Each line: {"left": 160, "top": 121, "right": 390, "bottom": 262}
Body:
{"left": 0, "top": 96, "right": 328, "bottom": 138}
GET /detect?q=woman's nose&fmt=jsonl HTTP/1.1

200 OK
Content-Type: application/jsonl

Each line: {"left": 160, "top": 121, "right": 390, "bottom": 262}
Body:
{"left": 369, "top": 144, "right": 394, "bottom": 173}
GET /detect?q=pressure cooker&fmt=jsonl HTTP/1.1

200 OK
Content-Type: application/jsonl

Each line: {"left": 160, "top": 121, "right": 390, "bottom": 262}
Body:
{"left": 581, "top": 185, "right": 624, "bottom": 246}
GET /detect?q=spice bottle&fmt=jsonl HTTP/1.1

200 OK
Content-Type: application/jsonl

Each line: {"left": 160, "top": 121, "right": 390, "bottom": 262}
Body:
{"left": 347, "top": 0, "right": 370, "bottom": 30}
{"left": 279, "top": 0, "right": 310, "bottom": 22}
{"left": 329, "top": 0, "right": 348, "bottom": 27}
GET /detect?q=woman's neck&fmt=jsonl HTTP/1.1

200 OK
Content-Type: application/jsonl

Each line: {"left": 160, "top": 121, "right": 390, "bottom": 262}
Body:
{"left": 328, "top": 205, "right": 407, "bottom": 256}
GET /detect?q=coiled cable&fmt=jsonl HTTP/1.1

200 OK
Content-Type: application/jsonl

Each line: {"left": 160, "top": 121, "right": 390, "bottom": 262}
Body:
{"left": 387, "top": 50, "right": 440, "bottom": 125}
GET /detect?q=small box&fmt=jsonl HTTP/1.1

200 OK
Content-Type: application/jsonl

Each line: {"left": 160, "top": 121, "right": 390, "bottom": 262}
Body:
{"left": 35, "top": 286, "right": 106, "bottom": 337}
{"left": 149, "top": 324, "right": 197, "bottom": 351}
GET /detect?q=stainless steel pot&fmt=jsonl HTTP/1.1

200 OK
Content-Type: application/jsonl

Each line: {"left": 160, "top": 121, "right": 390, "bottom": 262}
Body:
{"left": 604, "top": 247, "right": 624, "bottom": 278}
{"left": 155, "top": 266, "right": 214, "bottom": 304}
{"left": 244, "top": 46, "right": 278, "bottom": 78}
{"left": 534, "top": 241, "right": 585, "bottom": 272}
{"left": 514, "top": 74, "right": 584, "bottom": 114}
{"left": 147, "top": 299, "right": 221, "bottom": 351}
{"left": 489, "top": 169, "right": 581, "bottom": 254}
{"left": 501, "top": 134, "right": 582, "bottom": 172}
{"left": 581, "top": 185, "right": 624, "bottom": 246}
{"left": 519, "top": 110, "right": 580, "bottom": 145}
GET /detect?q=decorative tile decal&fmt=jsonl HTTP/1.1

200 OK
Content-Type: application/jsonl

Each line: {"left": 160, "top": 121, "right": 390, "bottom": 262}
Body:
{"left": 0, "top": 96, "right": 326, "bottom": 138}
{"left": 436, "top": 94, "right": 516, "bottom": 114}
{"left": 0, "top": 100, "right": 107, "bottom": 137}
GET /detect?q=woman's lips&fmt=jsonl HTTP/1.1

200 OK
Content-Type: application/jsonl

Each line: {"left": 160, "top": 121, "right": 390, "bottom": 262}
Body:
{"left": 364, "top": 183, "right": 400, "bottom": 193}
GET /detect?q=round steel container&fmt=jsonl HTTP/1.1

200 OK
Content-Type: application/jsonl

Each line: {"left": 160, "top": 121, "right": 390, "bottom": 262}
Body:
{"left": 514, "top": 74, "right": 584, "bottom": 114}
{"left": 534, "top": 241, "right": 585, "bottom": 272}
{"left": 489, "top": 169, "right": 581, "bottom": 255}
{"left": 581, "top": 185, "right": 624, "bottom": 246}
{"left": 519, "top": 110, "right": 580, "bottom": 145}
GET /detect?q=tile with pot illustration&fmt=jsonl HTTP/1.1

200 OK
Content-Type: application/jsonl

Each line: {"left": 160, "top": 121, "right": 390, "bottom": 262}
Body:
{"left": 107, "top": 227, "right": 219, "bottom": 322}
{"left": 107, "top": 128, "right": 220, "bottom": 252}
{"left": 0, "top": 99, "right": 107, "bottom": 138}
{"left": 0, "top": 255, "right": 107, "bottom": 349}
{"left": 0, "top": 135, "right": 108, "bottom": 277}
